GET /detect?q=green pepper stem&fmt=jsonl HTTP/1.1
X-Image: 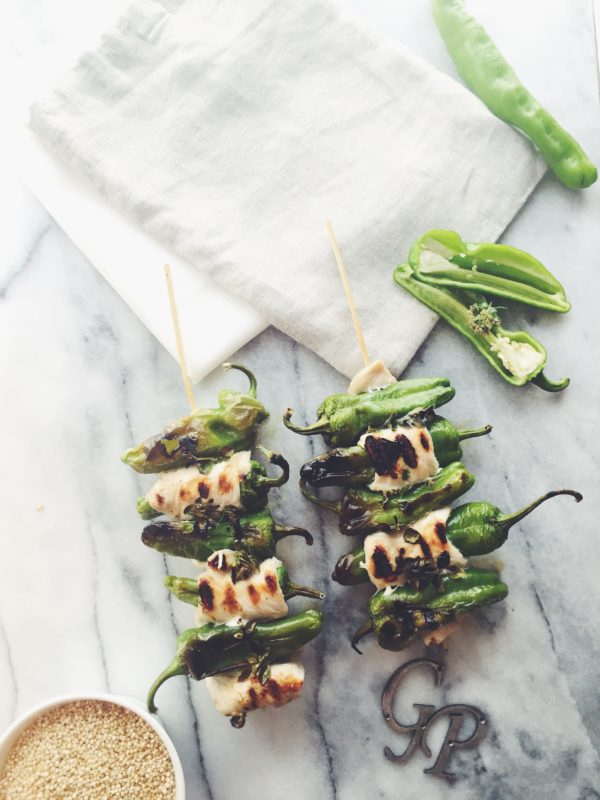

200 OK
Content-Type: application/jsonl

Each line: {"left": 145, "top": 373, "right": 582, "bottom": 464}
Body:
{"left": 147, "top": 658, "right": 188, "bottom": 714}
{"left": 273, "top": 525, "right": 314, "bottom": 546}
{"left": 532, "top": 372, "right": 570, "bottom": 392}
{"left": 299, "top": 478, "right": 341, "bottom": 515}
{"left": 283, "top": 409, "right": 330, "bottom": 436}
{"left": 351, "top": 620, "right": 374, "bottom": 654}
{"left": 222, "top": 363, "right": 257, "bottom": 398}
{"left": 457, "top": 424, "right": 492, "bottom": 441}
{"left": 498, "top": 489, "right": 582, "bottom": 532}
{"left": 256, "top": 448, "right": 290, "bottom": 488}
{"left": 285, "top": 581, "right": 325, "bottom": 601}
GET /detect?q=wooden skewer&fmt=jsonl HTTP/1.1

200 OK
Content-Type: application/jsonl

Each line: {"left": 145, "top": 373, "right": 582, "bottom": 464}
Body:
{"left": 163, "top": 264, "right": 197, "bottom": 412}
{"left": 325, "top": 220, "right": 370, "bottom": 368}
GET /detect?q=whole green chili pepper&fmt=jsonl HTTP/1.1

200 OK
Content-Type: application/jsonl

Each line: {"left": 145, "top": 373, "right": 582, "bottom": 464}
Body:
{"left": 352, "top": 569, "right": 507, "bottom": 652}
{"left": 164, "top": 565, "right": 324, "bottom": 607}
{"left": 300, "top": 410, "right": 490, "bottom": 488}
{"left": 432, "top": 0, "right": 597, "bottom": 190}
{"left": 302, "top": 461, "right": 475, "bottom": 536}
{"left": 138, "top": 448, "right": 290, "bottom": 520}
{"left": 142, "top": 508, "right": 313, "bottom": 562}
{"left": 284, "top": 377, "right": 455, "bottom": 447}
{"left": 333, "top": 488, "right": 582, "bottom": 585}
{"left": 408, "top": 230, "right": 570, "bottom": 313}
{"left": 394, "top": 264, "right": 568, "bottom": 391}
{"left": 147, "top": 609, "right": 323, "bottom": 713}
{"left": 446, "top": 488, "right": 582, "bottom": 556}
{"left": 122, "top": 364, "right": 268, "bottom": 473}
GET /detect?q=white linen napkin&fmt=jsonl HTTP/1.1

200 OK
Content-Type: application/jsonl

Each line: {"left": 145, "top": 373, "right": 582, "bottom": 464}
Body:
{"left": 29, "top": 0, "right": 546, "bottom": 379}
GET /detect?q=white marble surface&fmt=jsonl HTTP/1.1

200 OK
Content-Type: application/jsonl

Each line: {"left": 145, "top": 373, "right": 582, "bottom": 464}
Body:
{"left": 1, "top": 1, "right": 600, "bottom": 798}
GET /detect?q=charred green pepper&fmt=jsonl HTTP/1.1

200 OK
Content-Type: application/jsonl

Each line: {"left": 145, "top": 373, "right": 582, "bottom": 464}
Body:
{"left": 138, "top": 448, "right": 290, "bottom": 520}
{"left": 333, "top": 488, "right": 582, "bottom": 585}
{"left": 142, "top": 508, "right": 312, "bottom": 561}
{"left": 147, "top": 609, "right": 323, "bottom": 713}
{"left": 394, "top": 264, "right": 568, "bottom": 391}
{"left": 302, "top": 461, "right": 475, "bottom": 536}
{"left": 300, "top": 409, "right": 490, "bottom": 488}
{"left": 165, "top": 563, "right": 324, "bottom": 607}
{"left": 122, "top": 364, "right": 268, "bottom": 473}
{"left": 408, "top": 230, "right": 570, "bottom": 312}
{"left": 284, "top": 377, "right": 455, "bottom": 447}
{"left": 352, "top": 569, "right": 507, "bottom": 652}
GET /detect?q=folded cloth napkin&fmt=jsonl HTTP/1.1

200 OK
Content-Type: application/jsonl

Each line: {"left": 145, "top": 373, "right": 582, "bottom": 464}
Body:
{"left": 30, "top": 0, "right": 545, "bottom": 379}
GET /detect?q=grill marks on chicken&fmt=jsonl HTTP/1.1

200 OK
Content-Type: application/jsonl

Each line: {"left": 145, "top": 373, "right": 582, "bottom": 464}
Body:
{"left": 195, "top": 551, "right": 288, "bottom": 623}
{"left": 363, "top": 508, "right": 466, "bottom": 589}
{"left": 358, "top": 425, "right": 439, "bottom": 493}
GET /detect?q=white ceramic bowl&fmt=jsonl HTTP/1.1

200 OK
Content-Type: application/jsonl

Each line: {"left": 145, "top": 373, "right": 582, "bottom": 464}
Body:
{"left": 0, "top": 693, "right": 185, "bottom": 799}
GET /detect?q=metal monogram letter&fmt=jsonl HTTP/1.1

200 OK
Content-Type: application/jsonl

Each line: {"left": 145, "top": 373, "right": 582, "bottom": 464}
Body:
{"left": 381, "top": 658, "right": 487, "bottom": 782}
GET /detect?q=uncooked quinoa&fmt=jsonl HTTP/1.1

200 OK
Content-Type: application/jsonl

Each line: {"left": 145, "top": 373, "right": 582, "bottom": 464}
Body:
{"left": 0, "top": 700, "right": 176, "bottom": 800}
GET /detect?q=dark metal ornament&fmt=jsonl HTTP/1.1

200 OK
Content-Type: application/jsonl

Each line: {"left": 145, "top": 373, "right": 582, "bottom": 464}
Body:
{"left": 381, "top": 658, "right": 487, "bottom": 782}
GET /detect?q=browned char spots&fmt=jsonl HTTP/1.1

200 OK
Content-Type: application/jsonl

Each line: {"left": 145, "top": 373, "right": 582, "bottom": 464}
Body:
{"left": 419, "top": 431, "right": 430, "bottom": 451}
{"left": 248, "top": 687, "right": 258, "bottom": 710}
{"left": 198, "top": 580, "right": 215, "bottom": 611}
{"left": 218, "top": 474, "right": 233, "bottom": 495}
{"left": 435, "top": 522, "right": 447, "bottom": 544}
{"left": 371, "top": 545, "right": 394, "bottom": 579}
{"left": 155, "top": 493, "right": 164, "bottom": 507}
{"left": 198, "top": 481, "right": 210, "bottom": 499}
{"left": 437, "top": 551, "right": 450, "bottom": 569}
{"left": 416, "top": 533, "right": 432, "bottom": 560}
{"left": 208, "top": 553, "right": 228, "bottom": 571}
{"left": 179, "top": 488, "right": 186, "bottom": 499}
{"left": 247, "top": 584, "right": 259, "bottom": 605}
{"left": 223, "top": 584, "right": 241, "bottom": 615}
{"left": 365, "top": 434, "right": 417, "bottom": 476}
{"left": 395, "top": 434, "right": 418, "bottom": 469}
{"left": 266, "top": 679, "right": 282, "bottom": 702}
{"left": 265, "top": 574, "right": 278, "bottom": 595}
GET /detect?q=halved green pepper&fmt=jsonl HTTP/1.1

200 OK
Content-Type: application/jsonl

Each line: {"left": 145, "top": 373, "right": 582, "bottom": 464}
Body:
{"left": 394, "top": 264, "right": 568, "bottom": 391}
{"left": 147, "top": 609, "right": 323, "bottom": 713}
{"left": 301, "top": 461, "right": 475, "bottom": 536}
{"left": 352, "top": 569, "right": 507, "bottom": 652}
{"left": 122, "top": 364, "right": 268, "bottom": 473}
{"left": 408, "top": 230, "right": 570, "bottom": 312}
{"left": 333, "top": 489, "right": 582, "bottom": 585}
{"left": 284, "top": 377, "right": 455, "bottom": 447}
{"left": 142, "top": 508, "right": 313, "bottom": 562}
{"left": 300, "top": 409, "right": 490, "bottom": 488}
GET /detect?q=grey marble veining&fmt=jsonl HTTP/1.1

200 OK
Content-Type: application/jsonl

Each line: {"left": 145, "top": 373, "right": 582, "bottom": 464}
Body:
{"left": 2, "top": 1, "right": 600, "bottom": 798}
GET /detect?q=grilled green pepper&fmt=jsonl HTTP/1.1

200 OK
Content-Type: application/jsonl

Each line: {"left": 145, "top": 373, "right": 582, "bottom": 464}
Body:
{"left": 284, "top": 377, "right": 455, "bottom": 447}
{"left": 333, "top": 488, "right": 582, "bottom": 585}
{"left": 142, "top": 508, "right": 312, "bottom": 561}
{"left": 432, "top": 0, "right": 597, "bottom": 190}
{"left": 408, "top": 230, "right": 570, "bottom": 312}
{"left": 165, "top": 563, "right": 324, "bottom": 607}
{"left": 302, "top": 461, "right": 475, "bottom": 536}
{"left": 352, "top": 569, "right": 507, "bottom": 652}
{"left": 122, "top": 364, "right": 268, "bottom": 473}
{"left": 394, "top": 264, "right": 568, "bottom": 391}
{"left": 300, "top": 410, "right": 490, "bottom": 488}
{"left": 147, "top": 609, "right": 323, "bottom": 713}
{"left": 138, "top": 449, "right": 290, "bottom": 520}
